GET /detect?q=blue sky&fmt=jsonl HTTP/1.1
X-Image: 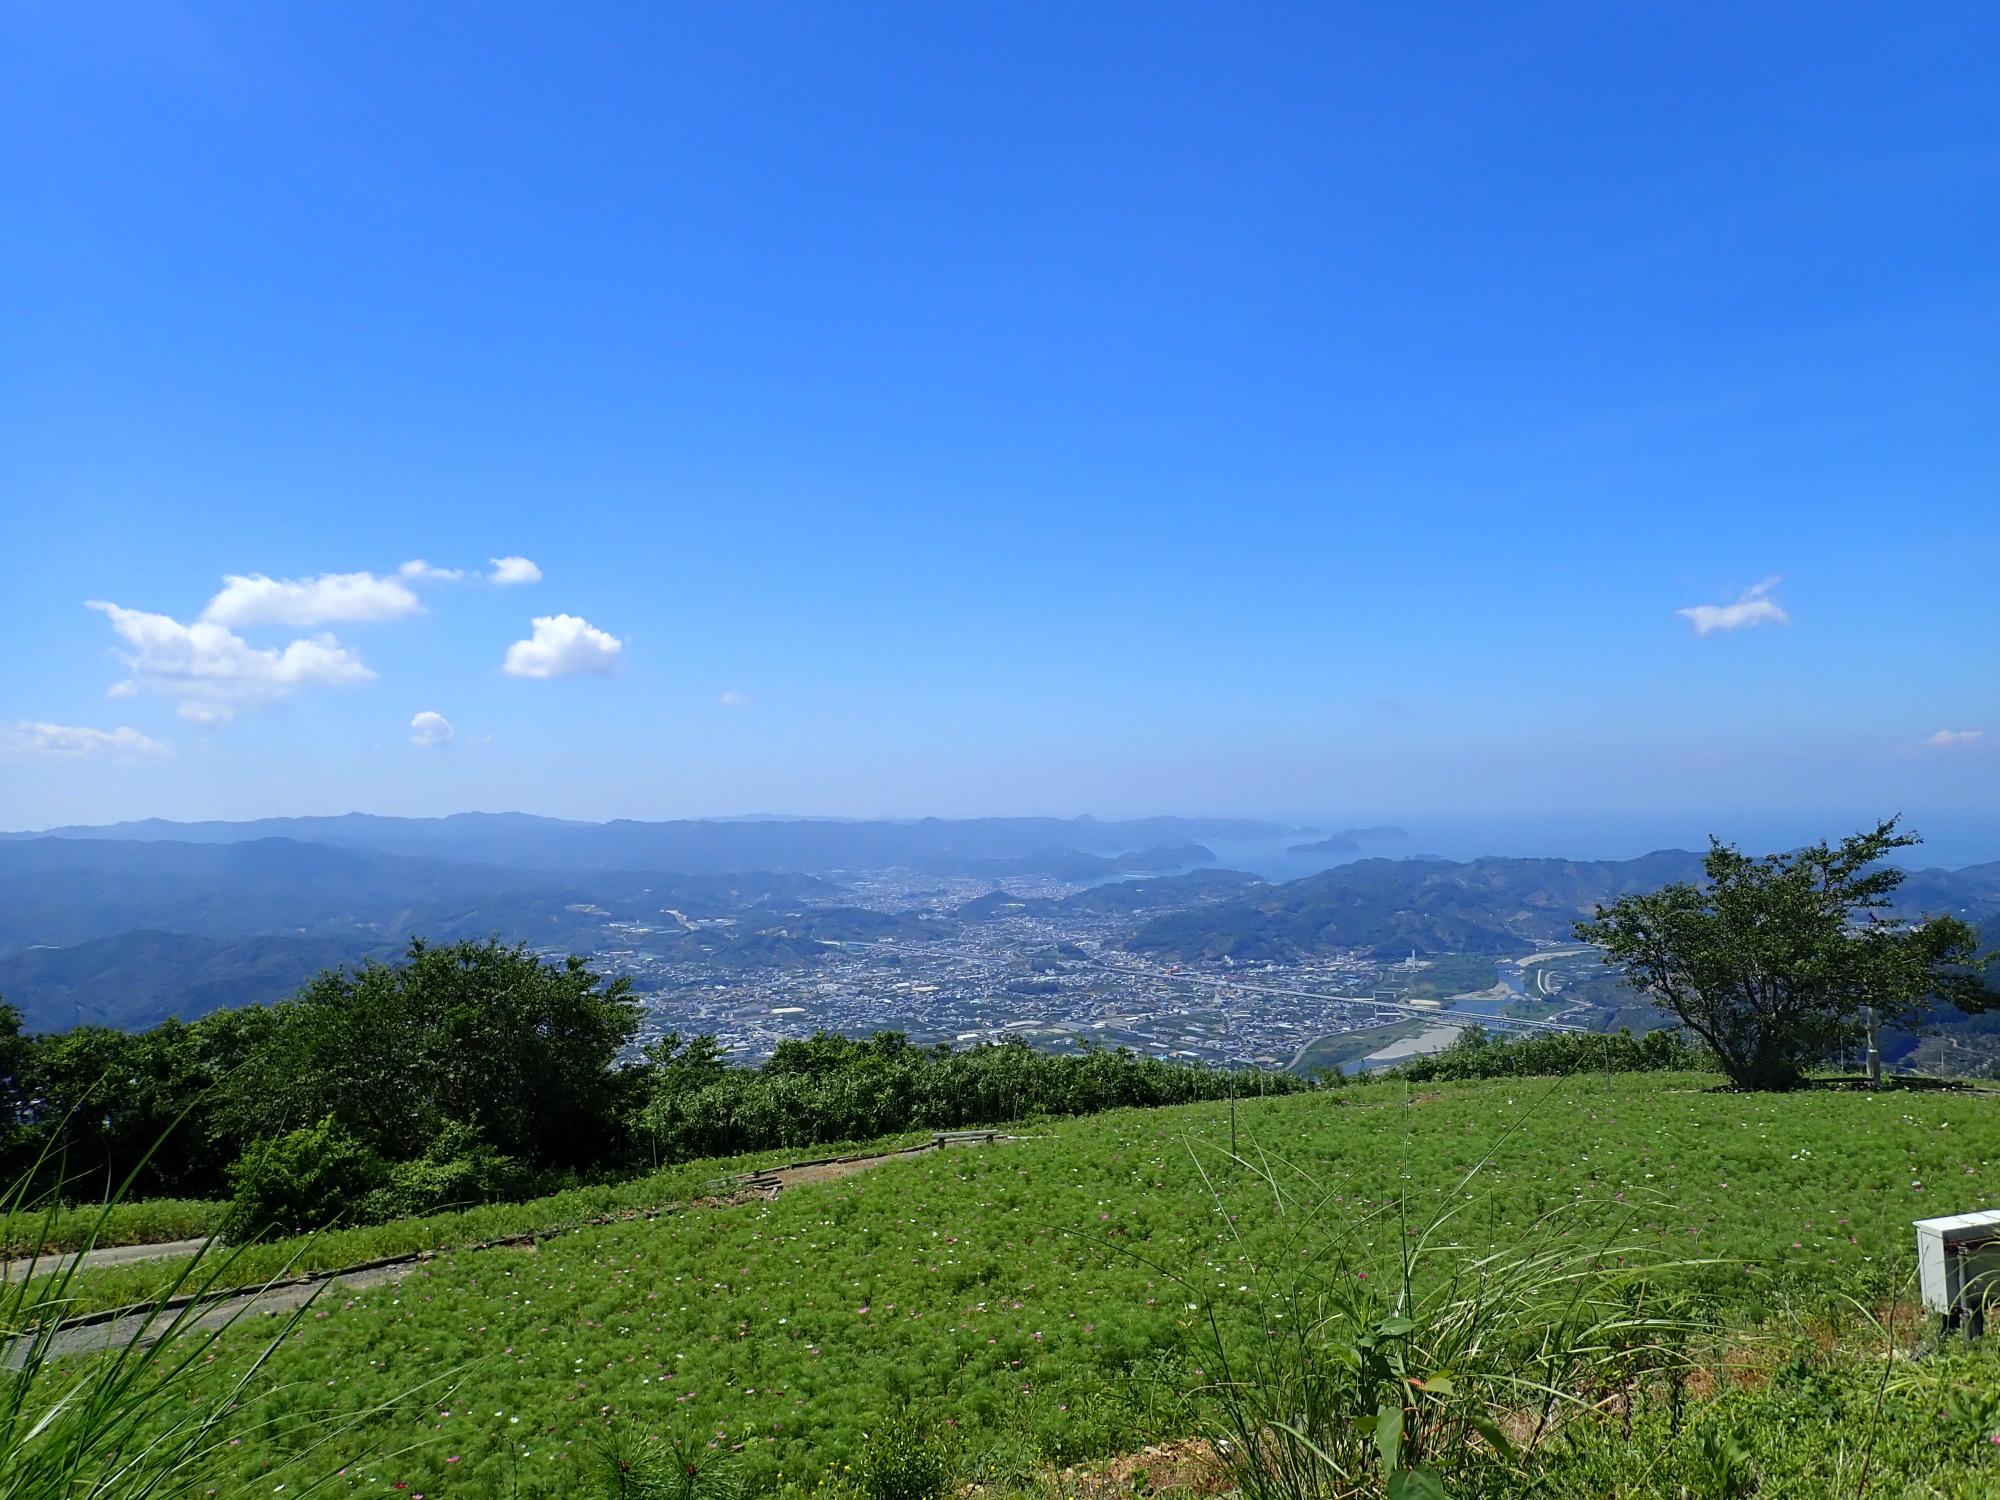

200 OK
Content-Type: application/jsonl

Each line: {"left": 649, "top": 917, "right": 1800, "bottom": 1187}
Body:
{"left": 2, "top": 3, "right": 1996, "bottom": 841}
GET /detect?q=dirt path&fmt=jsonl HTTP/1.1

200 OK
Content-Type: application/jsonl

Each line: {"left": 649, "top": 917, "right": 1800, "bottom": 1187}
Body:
{"left": 733, "top": 1137, "right": 975, "bottom": 1195}
{"left": 17, "top": 1132, "right": 1006, "bottom": 1363}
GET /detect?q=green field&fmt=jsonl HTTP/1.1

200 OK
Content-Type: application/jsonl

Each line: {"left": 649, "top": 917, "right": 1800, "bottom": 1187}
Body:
{"left": 1378, "top": 953, "right": 1505, "bottom": 1000}
{"left": 1286, "top": 1020, "right": 1431, "bottom": 1074}
{"left": 51, "top": 1073, "right": 2000, "bottom": 1497}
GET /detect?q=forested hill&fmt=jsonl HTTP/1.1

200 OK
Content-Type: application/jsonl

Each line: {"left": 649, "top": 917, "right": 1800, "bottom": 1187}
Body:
{"left": 1125, "top": 850, "right": 2000, "bottom": 962}
{"left": 1126, "top": 851, "right": 1712, "bottom": 960}
{"left": 0, "top": 930, "right": 384, "bottom": 1032}
{"left": 0, "top": 837, "right": 830, "bottom": 952}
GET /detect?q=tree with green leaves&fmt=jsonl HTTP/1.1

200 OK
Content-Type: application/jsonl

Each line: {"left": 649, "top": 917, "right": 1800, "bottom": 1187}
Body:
{"left": 1577, "top": 818, "right": 1996, "bottom": 1090}
{"left": 222, "top": 938, "right": 641, "bottom": 1171}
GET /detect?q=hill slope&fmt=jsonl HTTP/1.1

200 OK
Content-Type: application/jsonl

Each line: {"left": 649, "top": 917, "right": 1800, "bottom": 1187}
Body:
{"left": 1128, "top": 850, "right": 1708, "bottom": 959}
{"left": 89, "top": 1072, "right": 2000, "bottom": 1497}
{"left": 0, "top": 930, "right": 384, "bottom": 1030}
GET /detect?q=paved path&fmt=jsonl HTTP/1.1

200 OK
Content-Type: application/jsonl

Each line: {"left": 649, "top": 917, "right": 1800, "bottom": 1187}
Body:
{"left": 21, "top": 1261, "right": 412, "bottom": 1364}
{"left": 13, "top": 1133, "right": 1006, "bottom": 1362}
{"left": 2, "top": 1236, "right": 210, "bottom": 1282}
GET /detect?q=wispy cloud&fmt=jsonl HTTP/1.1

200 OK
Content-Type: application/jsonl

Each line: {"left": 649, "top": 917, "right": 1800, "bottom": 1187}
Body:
{"left": 1676, "top": 576, "right": 1789, "bottom": 636}
{"left": 1925, "top": 728, "right": 1984, "bottom": 749}
{"left": 88, "top": 600, "right": 374, "bottom": 722}
{"left": 502, "top": 614, "right": 623, "bottom": 678}
{"left": 398, "top": 559, "right": 466, "bottom": 582}
{"left": 489, "top": 555, "right": 543, "bottom": 586}
{"left": 410, "top": 710, "right": 454, "bottom": 747}
{"left": 0, "top": 721, "right": 171, "bottom": 759}
{"left": 719, "top": 689, "right": 749, "bottom": 708}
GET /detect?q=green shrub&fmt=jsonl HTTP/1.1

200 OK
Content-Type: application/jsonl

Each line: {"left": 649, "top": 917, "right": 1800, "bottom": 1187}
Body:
{"left": 585, "top": 1425, "right": 747, "bottom": 1500}
{"left": 1390, "top": 1024, "right": 1700, "bottom": 1082}
{"left": 857, "top": 1410, "right": 957, "bottom": 1500}
{"left": 358, "top": 1121, "right": 537, "bottom": 1221}
{"left": 221, "top": 1113, "right": 388, "bottom": 1241}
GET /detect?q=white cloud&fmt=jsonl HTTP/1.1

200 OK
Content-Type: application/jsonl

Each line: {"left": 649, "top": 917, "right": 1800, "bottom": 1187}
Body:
{"left": 88, "top": 600, "right": 375, "bottom": 722}
{"left": 1926, "top": 728, "right": 1985, "bottom": 749}
{"left": 1676, "top": 576, "right": 1789, "bottom": 636}
{"left": 489, "top": 555, "right": 543, "bottom": 586}
{"left": 398, "top": 559, "right": 466, "bottom": 582}
{"left": 410, "top": 710, "right": 454, "bottom": 747}
{"left": 719, "top": 689, "right": 749, "bottom": 708}
{"left": 0, "top": 721, "right": 171, "bottom": 759}
{"left": 503, "top": 614, "right": 624, "bottom": 678}
{"left": 201, "top": 571, "right": 421, "bottom": 628}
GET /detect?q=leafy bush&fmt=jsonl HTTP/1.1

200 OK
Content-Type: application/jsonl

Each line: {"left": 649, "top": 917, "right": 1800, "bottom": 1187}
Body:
{"left": 357, "top": 1120, "right": 538, "bottom": 1221}
{"left": 220, "top": 938, "right": 643, "bottom": 1170}
{"left": 857, "top": 1410, "right": 958, "bottom": 1500}
{"left": 221, "top": 1113, "right": 388, "bottom": 1241}
{"left": 1390, "top": 1023, "right": 1699, "bottom": 1082}
{"left": 634, "top": 1030, "right": 1310, "bottom": 1164}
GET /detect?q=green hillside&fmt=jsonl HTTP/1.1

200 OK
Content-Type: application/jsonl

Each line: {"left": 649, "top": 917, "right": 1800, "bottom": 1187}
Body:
{"left": 65, "top": 1071, "right": 2000, "bottom": 1498}
{"left": 1127, "top": 852, "right": 1709, "bottom": 959}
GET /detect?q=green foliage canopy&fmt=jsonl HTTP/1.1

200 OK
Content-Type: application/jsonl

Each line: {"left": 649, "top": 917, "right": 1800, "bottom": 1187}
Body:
{"left": 221, "top": 938, "right": 642, "bottom": 1169}
{"left": 1577, "top": 819, "right": 1996, "bottom": 1089}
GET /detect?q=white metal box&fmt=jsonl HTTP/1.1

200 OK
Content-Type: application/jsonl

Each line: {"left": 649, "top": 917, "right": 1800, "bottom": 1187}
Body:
{"left": 1914, "top": 1209, "right": 2000, "bottom": 1317}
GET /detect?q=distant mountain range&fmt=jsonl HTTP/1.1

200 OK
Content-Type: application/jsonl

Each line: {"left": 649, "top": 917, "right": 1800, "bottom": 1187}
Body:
{"left": 0, "top": 930, "right": 385, "bottom": 1032}
{"left": 7, "top": 811, "right": 1994, "bottom": 1039}
{"left": 0, "top": 836, "right": 841, "bottom": 1028}
{"left": 0, "top": 836, "right": 831, "bottom": 951}
{"left": 0, "top": 823, "right": 1265, "bottom": 1029}
{"left": 954, "top": 867, "right": 1263, "bottom": 921}
{"left": 1, "top": 812, "right": 1282, "bottom": 872}
{"left": 1127, "top": 851, "right": 2000, "bottom": 962}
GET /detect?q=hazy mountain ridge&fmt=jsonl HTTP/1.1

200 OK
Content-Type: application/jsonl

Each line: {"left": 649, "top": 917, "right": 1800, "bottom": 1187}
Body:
{"left": 0, "top": 930, "right": 391, "bottom": 1032}
{"left": 953, "top": 867, "right": 1264, "bottom": 921}
{"left": 6, "top": 823, "right": 1993, "bottom": 1038}
{"left": 1, "top": 812, "right": 1284, "bottom": 872}
{"left": 0, "top": 837, "right": 835, "bottom": 953}
{"left": 1127, "top": 850, "right": 2000, "bottom": 963}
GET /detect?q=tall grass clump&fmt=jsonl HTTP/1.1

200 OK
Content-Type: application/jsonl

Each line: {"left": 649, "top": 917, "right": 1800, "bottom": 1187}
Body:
{"left": 1177, "top": 1091, "right": 1706, "bottom": 1498}
{"left": 0, "top": 1140, "right": 418, "bottom": 1497}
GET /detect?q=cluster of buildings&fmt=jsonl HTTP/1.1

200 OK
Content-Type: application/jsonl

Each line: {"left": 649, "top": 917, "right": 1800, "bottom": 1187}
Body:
{"left": 570, "top": 867, "right": 1597, "bottom": 1069}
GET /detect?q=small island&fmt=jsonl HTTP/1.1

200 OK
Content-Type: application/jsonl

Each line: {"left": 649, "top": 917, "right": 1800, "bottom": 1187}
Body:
{"left": 1114, "top": 842, "right": 1217, "bottom": 872}
{"left": 1287, "top": 824, "right": 1410, "bottom": 855}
